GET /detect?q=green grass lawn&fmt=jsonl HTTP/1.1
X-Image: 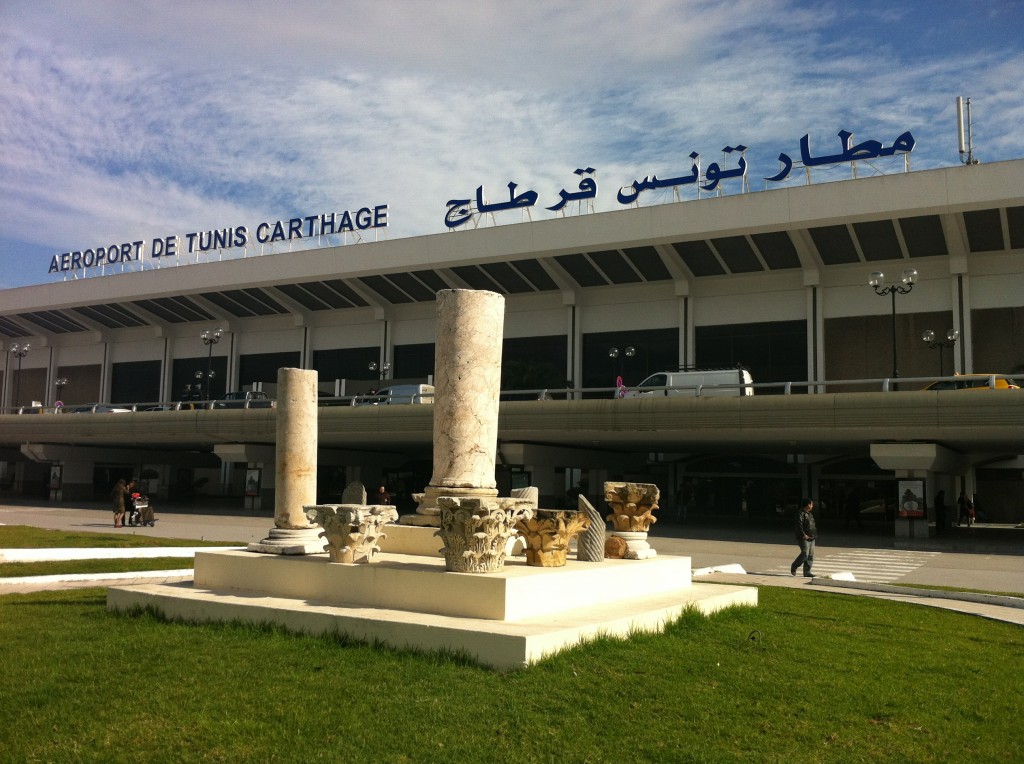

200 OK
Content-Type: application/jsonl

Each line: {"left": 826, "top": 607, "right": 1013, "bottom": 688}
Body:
{"left": 0, "top": 586, "right": 1019, "bottom": 763}
{"left": 0, "top": 526, "right": 238, "bottom": 578}
{"left": 0, "top": 525, "right": 239, "bottom": 549}
{"left": 0, "top": 557, "right": 195, "bottom": 577}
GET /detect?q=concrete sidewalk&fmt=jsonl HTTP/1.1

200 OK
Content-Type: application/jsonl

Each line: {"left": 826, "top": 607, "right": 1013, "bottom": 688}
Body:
{"left": 696, "top": 570, "right": 1024, "bottom": 626}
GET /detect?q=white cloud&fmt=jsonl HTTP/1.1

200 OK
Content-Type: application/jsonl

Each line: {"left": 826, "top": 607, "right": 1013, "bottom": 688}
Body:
{"left": 0, "top": 0, "right": 1021, "bottom": 289}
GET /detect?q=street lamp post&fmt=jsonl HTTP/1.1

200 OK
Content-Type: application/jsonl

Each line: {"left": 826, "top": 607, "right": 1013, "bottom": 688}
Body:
{"left": 9, "top": 342, "right": 30, "bottom": 407}
{"left": 608, "top": 345, "right": 636, "bottom": 379}
{"left": 194, "top": 369, "right": 215, "bottom": 401}
{"left": 368, "top": 360, "right": 391, "bottom": 381}
{"left": 869, "top": 269, "right": 917, "bottom": 382}
{"left": 922, "top": 329, "right": 958, "bottom": 376}
{"left": 54, "top": 377, "right": 68, "bottom": 407}
{"left": 200, "top": 328, "right": 222, "bottom": 400}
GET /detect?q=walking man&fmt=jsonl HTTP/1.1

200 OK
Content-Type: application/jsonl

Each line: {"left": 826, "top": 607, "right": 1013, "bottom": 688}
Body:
{"left": 791, "top": 498, "right": 816, "bottom": 578}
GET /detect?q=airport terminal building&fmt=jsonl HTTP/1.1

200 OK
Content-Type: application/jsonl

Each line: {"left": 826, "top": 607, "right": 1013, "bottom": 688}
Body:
{"left": 1, "top": 155, "right": 1022, "bottom": 530}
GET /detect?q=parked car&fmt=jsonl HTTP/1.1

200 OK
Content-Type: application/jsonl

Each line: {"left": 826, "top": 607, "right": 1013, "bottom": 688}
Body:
{"left": 925, "top": 374, "right": 1020, "bottom": 391}
{"left": 142, "top": 402, "right": 196, "bottom": 411}
{"left": 351, "top": 384, "right": 434, "bottom": 406}
{"left": 213, "top": 391, "right": 274, "bottom": 409}
{"left": 621, "top": 367, "right": 753, "bottom": 398}
{"left": 67, "top": 404, "right": 133, "bottom": 413}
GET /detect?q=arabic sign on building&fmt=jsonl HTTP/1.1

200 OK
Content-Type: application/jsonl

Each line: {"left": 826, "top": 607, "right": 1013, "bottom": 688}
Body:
{"left": 444, "top": 128, "right": 915, "bottom": 229}
{"left": 47, "top": 205, "right": 389, "bottom": 277}
{"left": 46, "top": 126, "right": 916, "bottom": 277}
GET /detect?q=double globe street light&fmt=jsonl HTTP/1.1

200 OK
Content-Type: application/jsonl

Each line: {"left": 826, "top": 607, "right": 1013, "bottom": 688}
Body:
{"left": 9, "top": 342, "right": 30, "bottom": 407}
{"left": 608, "top": 345, "right": 636, "bottom": 377}
{"left": 869, "top": 269, "right": 917, "bottom": 382}
{"left": 922, "top": 329, "right": 959, "bottom": 376}
{"left": 200, "top": 328, "right": 222, "bottom": 401}
{"left": 54, "top": 377, "right": 68, "bottom": 407}
{"left": 194, "top": 369, "right": 215, "bottom": 400}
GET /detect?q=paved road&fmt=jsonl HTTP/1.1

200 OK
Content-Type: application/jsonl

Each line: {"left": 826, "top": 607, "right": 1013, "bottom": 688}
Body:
{"left": 651, "top": 531, "right": 1024, "bottom": 595}
{"left": 3, "top": 500, "right": 1022, "bottom": 594}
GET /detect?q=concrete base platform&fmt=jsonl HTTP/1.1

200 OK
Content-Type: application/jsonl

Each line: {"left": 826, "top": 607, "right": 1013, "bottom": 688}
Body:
{"left": 377, "top": 523, "right": 444, "bottom": 556}
{"left": 107, "top": 550, "right": 757, "bottom": 669}
{"left": 191, "top": 550, "right": 697, "bottom": 621}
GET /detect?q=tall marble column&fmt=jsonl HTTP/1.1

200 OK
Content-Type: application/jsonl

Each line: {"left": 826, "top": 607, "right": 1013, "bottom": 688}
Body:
{"left": 248, "top": 367, "right": 325, "bottom": 554}
{"left": 403, "top": 289, "right": 505, "bottom": 526}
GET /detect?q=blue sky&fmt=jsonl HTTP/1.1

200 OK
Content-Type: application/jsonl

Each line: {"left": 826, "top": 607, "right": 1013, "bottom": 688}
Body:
{"left": 1, "top": 0, "right": 1022, "bottom": 289}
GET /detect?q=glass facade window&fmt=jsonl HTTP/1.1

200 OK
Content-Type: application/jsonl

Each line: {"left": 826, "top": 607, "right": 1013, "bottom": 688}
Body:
{"left": 110, "top": 360, "right": 161, "bottom": 404}
{"left": 581, "top": 328, "right": 680, "bottom": 394}
{"left": 696, "top": 320, "right": 806, "bottom": 391}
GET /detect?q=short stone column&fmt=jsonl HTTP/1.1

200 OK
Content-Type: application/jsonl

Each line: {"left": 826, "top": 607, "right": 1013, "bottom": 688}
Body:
{"left": 403, "top": 289, "right": 505, "bottom": 526}
{"left": 248, "top": 368, "right": 325, "bottom": 554}
{"left": 603, "top": 481, "right": 660, "bottom": 560}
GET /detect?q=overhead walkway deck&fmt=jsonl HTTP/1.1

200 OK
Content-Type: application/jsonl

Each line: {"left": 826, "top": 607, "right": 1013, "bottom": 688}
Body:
{"left": 1, "top": 390, "right": 1022, "bottom": 456}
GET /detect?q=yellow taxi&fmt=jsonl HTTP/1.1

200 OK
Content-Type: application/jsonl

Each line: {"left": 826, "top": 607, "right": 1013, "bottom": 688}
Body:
{"left": 925, "top": 374, "right": 1020, "bottom": 391}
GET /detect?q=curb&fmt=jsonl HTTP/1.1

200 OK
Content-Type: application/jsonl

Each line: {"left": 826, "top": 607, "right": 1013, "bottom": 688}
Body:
{"left": 696, "top": 569, "right": 1024, "bottom": 611}
{"left": 0, "top": 569, "right": 194, "bottom": 586}
{"left": 0, "top": 546, "right": 243, "bottom": 563}
{"left": 808, "top": 577, "right": 1024, "bottom": 609}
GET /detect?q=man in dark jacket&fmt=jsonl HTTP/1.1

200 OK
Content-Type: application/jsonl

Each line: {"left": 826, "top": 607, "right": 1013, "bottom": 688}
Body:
{"left": 791, "top": 498, "right": 816, "bottom": 577}
{"left": 934, "top": 490, "right": 948, "bottom": 536}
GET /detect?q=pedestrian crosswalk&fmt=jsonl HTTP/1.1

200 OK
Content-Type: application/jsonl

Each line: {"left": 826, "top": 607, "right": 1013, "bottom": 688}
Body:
{"left": 770, "top": 549, "right": 942, "bottom": 583}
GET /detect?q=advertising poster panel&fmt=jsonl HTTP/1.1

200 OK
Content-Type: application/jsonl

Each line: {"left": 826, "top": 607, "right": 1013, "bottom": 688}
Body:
{"left": 898, "top": 480, "right": 925, "bottom": 518}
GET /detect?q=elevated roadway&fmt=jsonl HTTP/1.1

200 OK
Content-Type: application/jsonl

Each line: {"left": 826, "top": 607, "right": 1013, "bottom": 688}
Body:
{"left": 2, "top": 391, "right": 1022, "bottom": 457}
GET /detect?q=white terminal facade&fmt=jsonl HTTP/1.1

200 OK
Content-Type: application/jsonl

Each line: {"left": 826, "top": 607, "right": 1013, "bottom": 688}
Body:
{"left": 1, "top": 159, "right": 1022, "bottom": 528}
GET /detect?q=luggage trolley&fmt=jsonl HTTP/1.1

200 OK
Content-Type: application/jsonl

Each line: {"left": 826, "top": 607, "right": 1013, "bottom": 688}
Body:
{"left": 127, "top": 495, "right": 156, "bottom": 527}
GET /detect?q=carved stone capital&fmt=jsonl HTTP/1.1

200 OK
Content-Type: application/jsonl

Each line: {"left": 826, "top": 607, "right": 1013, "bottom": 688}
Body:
{"left": 604, "top": 480, "right": 660, "bottom": 533}
{"left": 305, "top": 504, "right": 398, "bottom": 563}
{"left": 515, "top": 509, "right": 590, "bottom": 567}
{"left": 435, "top": 496, "right": 533, "bottom": 573}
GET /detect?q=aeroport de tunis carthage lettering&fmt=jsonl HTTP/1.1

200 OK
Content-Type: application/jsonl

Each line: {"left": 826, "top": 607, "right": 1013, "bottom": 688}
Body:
{"left": 48, "top": 124, "right": 916, "bottom": 277}
{"left": 48, "top": 205, "right": 389, "bottom": 276}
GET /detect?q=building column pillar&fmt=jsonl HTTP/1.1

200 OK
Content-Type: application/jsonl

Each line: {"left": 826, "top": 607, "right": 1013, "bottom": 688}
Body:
{"left": 248, "top": 367, "right": 323, "bottom": 554}
{"left": 403, "top": 289, "right": 505, "bottom": 526}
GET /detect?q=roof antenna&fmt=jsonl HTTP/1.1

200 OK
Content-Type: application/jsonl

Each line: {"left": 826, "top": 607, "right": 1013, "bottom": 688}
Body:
{"left": 956, "top": 96, "right": 979, "bottom": 165}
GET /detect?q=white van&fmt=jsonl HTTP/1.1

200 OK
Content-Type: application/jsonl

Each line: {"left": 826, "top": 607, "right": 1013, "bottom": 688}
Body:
{"left": 621, "top": 368, "right": 753, "bottom": 398}
{"left": 352, "top": 384, "right": 435, "bottom": 406}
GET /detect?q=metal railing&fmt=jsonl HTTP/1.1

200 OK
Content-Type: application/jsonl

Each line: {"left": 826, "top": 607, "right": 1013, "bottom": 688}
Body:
{"left": 1, "top": 398, "right": 277, "bottom": 415}
{"left": 1, "top": 374, "right": 1018, "bottom": 415}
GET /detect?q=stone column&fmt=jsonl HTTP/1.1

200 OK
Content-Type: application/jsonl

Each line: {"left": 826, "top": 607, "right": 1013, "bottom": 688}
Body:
{"left": 403, "top": 289, "right": 505, "bottom": 525}
{"left": 248, "top": 368, "right": 325, "bottom": 554}
{"left": 576, "top": 495, "right": 606, "bottom": 562}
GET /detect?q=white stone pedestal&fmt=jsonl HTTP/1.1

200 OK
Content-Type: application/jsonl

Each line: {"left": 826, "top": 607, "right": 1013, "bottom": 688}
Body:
{"left": 247, "top": 527, "right": 327, "bottom": 555}
{"left": 614, "top": 531, "right": 657, "bottom": 560}
{"left": 108, "top": 552, "right": 758, "bottom": 670}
